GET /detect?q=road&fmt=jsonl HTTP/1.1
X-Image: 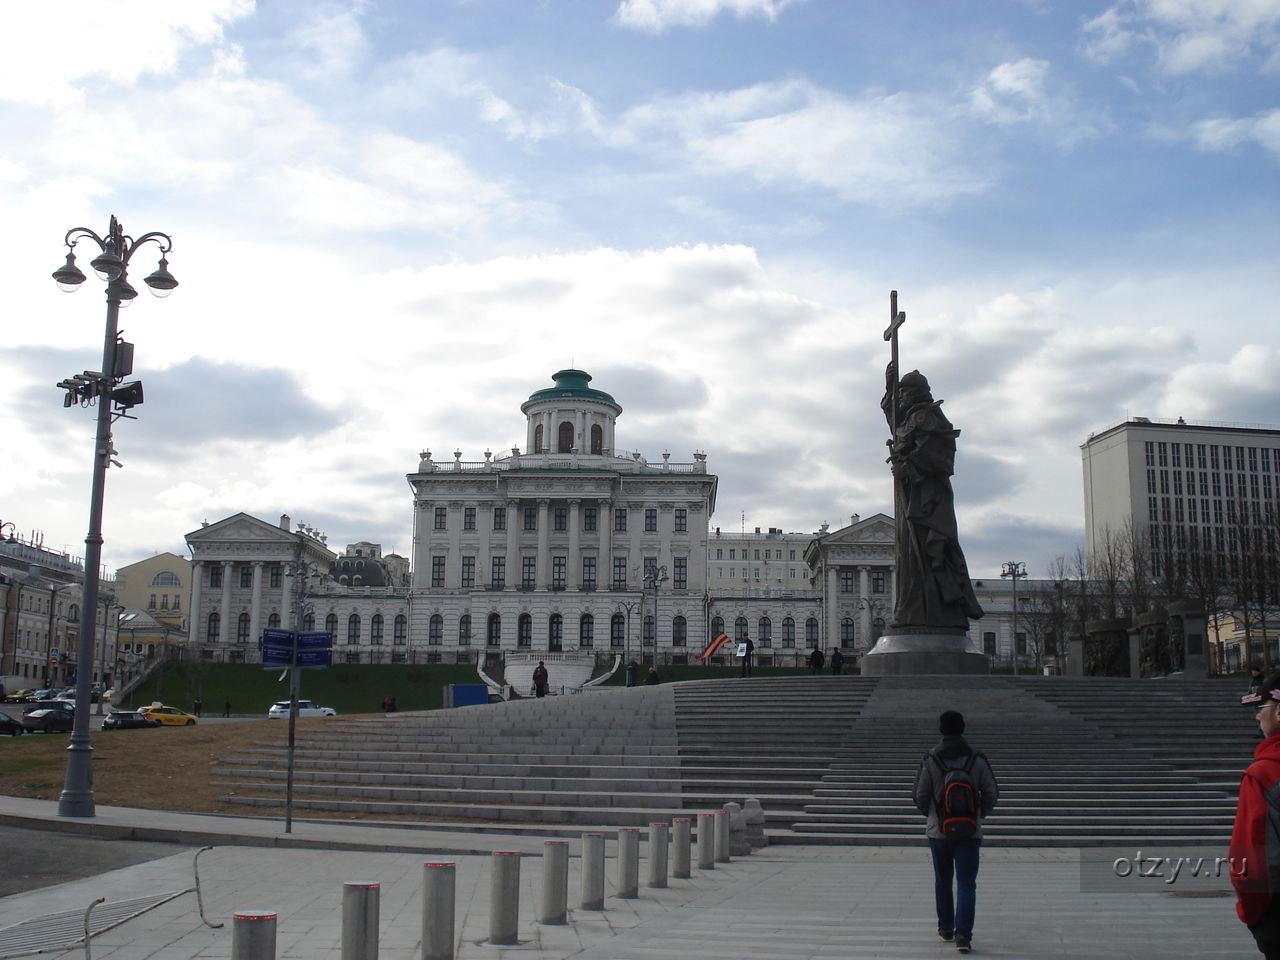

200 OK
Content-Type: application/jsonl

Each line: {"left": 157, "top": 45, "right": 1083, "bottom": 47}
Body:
{"left": 0, "top": 826, "right": 185, "bottom": 899}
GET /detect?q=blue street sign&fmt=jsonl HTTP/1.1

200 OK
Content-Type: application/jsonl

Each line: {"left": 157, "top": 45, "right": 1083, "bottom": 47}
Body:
{"left": 298, "top": 632, "right": 334, "bottom": 649}
{"left": 262, "top": 647, "right": 294, "bottom": 667}
{"left": 260, "top": 629, "right": 296, "bottom": 648}
{"left": 297, "top": 649, "right": 333, "bottom": 667}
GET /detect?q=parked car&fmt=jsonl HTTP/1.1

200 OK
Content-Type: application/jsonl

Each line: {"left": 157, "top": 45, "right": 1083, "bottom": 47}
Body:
{"left": 3, "top": 689, "right": 34, "bottom": 704}
{"left": 26, "top": 689, "right": 55, "bottom": 702}
{"left": 138, "top": 703, "right": 198, "bottom": 726}
{"left": 0, "top": 712, "right": 24, "bottom": 736}
{"left": 23, "top": 700, "right": 72, "bottom": 715}
{"left": 101, "top": 710, "right": 161, "bottom": 731}
{"left": 267, "top": 700, "right": 337, "bottom": 719}
{"left": 22, "top": 709, "right": 74, "bottom": 733}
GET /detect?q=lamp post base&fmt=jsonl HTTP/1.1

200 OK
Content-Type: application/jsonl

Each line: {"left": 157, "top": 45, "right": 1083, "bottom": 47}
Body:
{"left": 860, "top": 630, "right": 990, "bottom": 675}
{"left": 57, "top": 736, "right": 95, "bottom": 817}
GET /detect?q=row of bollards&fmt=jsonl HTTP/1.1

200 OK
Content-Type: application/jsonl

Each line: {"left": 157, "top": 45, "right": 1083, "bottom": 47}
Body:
{"left": 231, "top": 811, "right": 746, "bottom": 960}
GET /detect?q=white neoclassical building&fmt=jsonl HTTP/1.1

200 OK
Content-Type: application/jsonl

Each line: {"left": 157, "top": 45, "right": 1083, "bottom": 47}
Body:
{"left": 409, "top": 369, "right": 718, "bottom": 665}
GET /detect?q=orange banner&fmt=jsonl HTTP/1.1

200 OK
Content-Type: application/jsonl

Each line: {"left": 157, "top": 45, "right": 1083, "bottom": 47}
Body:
{"left": 696, "top": 633, "right": 732, "bottom": 660}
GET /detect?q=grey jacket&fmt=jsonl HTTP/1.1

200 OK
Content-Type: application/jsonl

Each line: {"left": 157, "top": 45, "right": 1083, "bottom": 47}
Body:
{"left": 913, "top": 735, "right": 999, "bottom": 840}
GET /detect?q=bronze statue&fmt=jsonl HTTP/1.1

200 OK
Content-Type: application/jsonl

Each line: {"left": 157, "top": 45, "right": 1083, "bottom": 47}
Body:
{"left": 881, "top": 293, "right": 983, "bottom": 631}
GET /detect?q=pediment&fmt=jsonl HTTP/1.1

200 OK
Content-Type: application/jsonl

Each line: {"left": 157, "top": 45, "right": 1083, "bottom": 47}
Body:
{"left": 822, "top": 513, "right": 895, "bottom": 544}
{"left": 186, "top": 512, "right": 299, "bottom": 545}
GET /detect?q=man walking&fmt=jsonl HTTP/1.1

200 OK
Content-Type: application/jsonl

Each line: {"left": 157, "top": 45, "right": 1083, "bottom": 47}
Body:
{"left": 1233, "top": 675, "right": 1280, "bottom": 958}
{"left": 913, "top": 710, "right": 998, "bottom": 953}
{"left": 808, "top": 646, "right": 824, "bottom": 675}
{"left": 830, "top": 648, "right": 844, "bottom": 675}
{"left": 532, "top": 661, "right": 550, "bottom": 698}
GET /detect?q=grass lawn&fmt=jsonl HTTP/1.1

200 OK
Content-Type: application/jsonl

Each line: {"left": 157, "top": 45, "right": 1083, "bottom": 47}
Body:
{"left": 120, "top": 662, "right": 483, "bottom": 716}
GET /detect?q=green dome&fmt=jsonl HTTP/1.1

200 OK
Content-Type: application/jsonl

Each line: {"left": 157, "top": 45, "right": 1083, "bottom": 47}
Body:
{"left": 522, "top": 369, "right": 620, "bottom": 411}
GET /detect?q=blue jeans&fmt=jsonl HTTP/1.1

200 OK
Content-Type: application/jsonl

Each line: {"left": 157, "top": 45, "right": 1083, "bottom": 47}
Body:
{"left": 929, "top": 837, "right": 981, "bottom": 938}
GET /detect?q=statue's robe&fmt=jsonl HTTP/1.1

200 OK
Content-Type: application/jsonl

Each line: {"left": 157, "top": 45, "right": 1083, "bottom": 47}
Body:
{"left": 882, "top": 394, "right": 984, "bottom": 629}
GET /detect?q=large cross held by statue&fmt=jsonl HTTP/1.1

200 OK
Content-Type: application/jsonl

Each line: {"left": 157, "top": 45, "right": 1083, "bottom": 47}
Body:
{"left": 884, "top": 289, "right": 906, "bottom": 439}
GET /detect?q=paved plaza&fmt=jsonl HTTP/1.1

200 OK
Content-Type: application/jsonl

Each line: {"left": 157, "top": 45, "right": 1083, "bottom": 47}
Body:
{"left": 0, "top": 798, "right": 1255, "bottom": 960}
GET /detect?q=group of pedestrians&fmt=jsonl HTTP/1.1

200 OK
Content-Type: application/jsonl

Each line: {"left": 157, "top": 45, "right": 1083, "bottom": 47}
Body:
{"left": 807, "top": 647, "right": 845, "bottom": 675}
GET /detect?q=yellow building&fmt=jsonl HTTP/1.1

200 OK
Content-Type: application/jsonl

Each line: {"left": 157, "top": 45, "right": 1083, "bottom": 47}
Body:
{"left": 114, "top": 553, "right": 191, "bottom": 630}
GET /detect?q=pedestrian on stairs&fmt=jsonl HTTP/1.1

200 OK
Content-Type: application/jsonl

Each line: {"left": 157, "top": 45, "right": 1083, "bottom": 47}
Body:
{"left": 808, "top": 647, "right": 824, "bottom": 675}
{"left": 913, "top": 709, "right": 999, "bottom": 954}
{"left": 830, "top": 649, "right": 844, "bottom": 675}
{"left": 533, "top": 661, "right": 550, "bottom": 698}
{"left": 1233, "top": 674, "right": 1280, "bottom": 959}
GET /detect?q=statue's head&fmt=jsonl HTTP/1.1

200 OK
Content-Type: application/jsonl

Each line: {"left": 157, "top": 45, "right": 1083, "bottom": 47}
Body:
{"left": 899, "top": 369, "right": 933, "bottom": 409}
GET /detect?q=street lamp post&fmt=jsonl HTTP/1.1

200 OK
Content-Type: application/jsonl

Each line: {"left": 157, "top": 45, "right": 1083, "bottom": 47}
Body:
{"left": 1001, "top": 561, "right": 1027, "bottom": 676}
{"left": 643, "top": 566, "right": 668, "bottom": 663}
{"left": 51, "top": 215, "right": 177, "bottom": 817}
{"left": 618, "top": 599, "right": 640, "bottom": 672}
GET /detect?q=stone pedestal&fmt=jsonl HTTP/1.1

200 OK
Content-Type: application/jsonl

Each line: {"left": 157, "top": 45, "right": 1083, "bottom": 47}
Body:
{"left": 860, "top": 629, "right": 989, "bottom": 675}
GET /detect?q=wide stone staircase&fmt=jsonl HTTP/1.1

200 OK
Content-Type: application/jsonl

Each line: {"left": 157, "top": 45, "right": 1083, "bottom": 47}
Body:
{"left": 215, "top": 674, "right": 1252, "bottom": 845}
{"left": 786, "top": 675, "right": 1250, "bottom": 846}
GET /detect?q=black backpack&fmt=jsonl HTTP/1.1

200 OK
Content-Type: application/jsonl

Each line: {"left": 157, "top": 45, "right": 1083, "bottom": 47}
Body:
{"left": 930, "top": 750, "right": 982, "bottom": 839}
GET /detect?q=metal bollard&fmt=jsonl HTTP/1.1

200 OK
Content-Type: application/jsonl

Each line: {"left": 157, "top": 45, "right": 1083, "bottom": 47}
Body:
{"left": 697, "top": 814, "right": 715, "bottom": 870}
{"left": 617, "top": 828, "right": 640, "bottom": 899}
{"left": 422, "top": 862, "right": 455, "bottom": 960}
{"left": 540, "top": 841, "right": 569, "bottom": 924}
{"left": 581, "top": 834, "right": 606, "bottom": 910}
{"left": 342, "top": 883, "right": 379, "bottom": 960}
{"left": 232, "top": 911, "right": 277, "bottom": 960}
{"left": 489, "top": 852, "right": 521, "bottom": 945}
{"left": 647, "top": 823, "right": 669, "bottom": 889}
{"left": 671, "top": 818, "right": 692, "bottom": 879}
{"left": 714, "top": 809, "right": 730, "bottom": 863}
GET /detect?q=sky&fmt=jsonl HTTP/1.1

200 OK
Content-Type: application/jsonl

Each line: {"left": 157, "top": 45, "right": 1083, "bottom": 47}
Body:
{"left": 1, "top": 0, "right": 1278, "bottom": 579}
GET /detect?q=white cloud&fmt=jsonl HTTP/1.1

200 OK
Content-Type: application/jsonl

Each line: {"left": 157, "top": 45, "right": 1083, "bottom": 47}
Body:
{"left": 1083, "top": 0, "right": 1280, "bottom": 73}
{"left": 0, "top": 0, "right": 252, "bottom": 106}
{"left": 1191, "top": 107, "right": 1280, "bottom": 155}
{"left": 615, "top": 79, "right": 984, "bottom": 206}
{"left": 970, "top": 59, "right": 1052, "bottom": 124}
{"left": 615, "top": 0, "right": 805, "bottom": 32}
{"left": 1161, "top": 344, "right": 1280, "bottom": 421}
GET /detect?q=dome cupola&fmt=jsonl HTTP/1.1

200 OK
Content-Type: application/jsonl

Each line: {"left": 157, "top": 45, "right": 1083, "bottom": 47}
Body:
{"left": 520, "top": 369, "right": 622, "bottom": 456}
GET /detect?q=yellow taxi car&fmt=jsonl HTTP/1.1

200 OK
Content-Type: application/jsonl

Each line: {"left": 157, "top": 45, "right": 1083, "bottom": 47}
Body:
{"left": 138, "top": 703, "right": 199, "bottom": 726}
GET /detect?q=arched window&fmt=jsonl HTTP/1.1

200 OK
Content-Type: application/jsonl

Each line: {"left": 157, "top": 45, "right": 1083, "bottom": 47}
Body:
{"left": 150, "top": 571, "right": 182, "bottom": 587}
{"left": 558, "top": 421, "right": 574, "bottom": 453}
{"left": 591, "top": 424, "right": 603, "bottom": 455}
{"left": 147, "top": 643, "right": 156, "bottom": 658}
{"left": 68, "top": 604, "right": 80, "bottom": 623}
{"left": 518, "top": 613, "right": 532, "bottom": 647}
{"left": 805, "top": 617, "right": 820, "bottom": 648}
{"left": 643, "top": 615, "right": 655, "bottom": 645}
{"left": 347, "top": 614, "right": 361, "bottom": 644}
{"left": 549, "top": 613, "right": 563, "bottom": 649}
{"left": 758, "top": 617, "right": 772, "bottom": 648}
{"left": 487, "top": 613, "right": 501, "bottom": 646}
{"left": 782, "top": 617, "right": 796, "bottom": 648}
{"left": 395, "top": 614, "right": 408, "bottom": 644}
{"left": 672, "top": 615, "right": 687, "bottom": 647}
{"left": 534, "top": 423, "right": 544, "bottom": 453}
{"left": 325, "top": 613, "right": 338, "bottom": 635}
{"left": 371, "top": 614, "right": 384, "bottom": 644}
{"left": 611, "top": 613, "right": 625, "bottom": 647}
{"left": 872, "top": 617, "right": 886, "bottom": 640}
{"left": 711, "top": 616, "right": 724, "bottom": 639}
{"left": 579, "top": 613, "right": 594, "bottom": 647}
{"left": 735, "top": 617, "right": 749, "bottom": 640}
{"left": 458, "top": 614, "right": 471, "bottom": 645}
{"left": 207, "top": 612, "right": 220, "bottom": 642}
{"left": 237, "top": 612, "right": 250, "bottom": 643}
{"left": 303, "top": 612, "right": 315, "bottom": 632}
{"left": 429, "top": 614, "right": 443, "bottom": 644}
{"left": 268, "top": 613, "right": 281, "bottom": 629}
{"left": 841, "top": 618, "right": 856, "bottom": 647}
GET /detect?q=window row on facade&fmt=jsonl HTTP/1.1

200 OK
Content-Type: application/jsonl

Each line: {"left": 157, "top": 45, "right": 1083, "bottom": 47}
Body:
{"left": 419, "top": 611, "right": 692, "bottom": 648}
{"left": 428, "top": 555, "right": 689, "bottom": 591}
{"left": 1145, "top": 441, "right": 1279, "bottom": 473}
{"left": 204, "top": 611, "right": 409, "bottom": 644}
{"left": 429, "top": 504, "right": 690, "bottom": 534}
{"left": 202, "top": 564, "right": 285, "bottom": 589}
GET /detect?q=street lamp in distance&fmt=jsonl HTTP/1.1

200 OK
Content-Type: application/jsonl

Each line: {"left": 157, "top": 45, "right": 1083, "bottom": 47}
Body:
{"left": 1000, "top": 561, "right": 1028, "bottom": 676}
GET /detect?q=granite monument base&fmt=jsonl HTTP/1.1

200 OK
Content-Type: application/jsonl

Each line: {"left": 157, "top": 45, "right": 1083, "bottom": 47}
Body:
{"left": 860, "top": 628, "right": 990, "bottom": 675}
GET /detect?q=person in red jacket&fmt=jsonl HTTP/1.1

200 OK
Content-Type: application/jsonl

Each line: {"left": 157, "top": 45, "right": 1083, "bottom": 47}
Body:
{"left": 1233, "top": 676, "right": 1280, "bottom": 958}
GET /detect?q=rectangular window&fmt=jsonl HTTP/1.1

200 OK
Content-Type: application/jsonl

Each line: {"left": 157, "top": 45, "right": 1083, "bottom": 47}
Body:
{"left": 1160, "top": 497, "right": 1171, "bottom": 522}
{"left": 1252, "top": 474, "right": 1261, "bottom": 499}
{"left": 149, "top": 594, "right": 157, "bottom": 609}
{"left": 434, "top": 506, "right": 447, "bottom": 530}
{"left": 613, "top": 557, "right": 627, "bottom": 589}
{"left": 493, "top": 507, "right": 506, "bottom": 530}
{"left": 790, "top": 550, "right": 796, "bottom": 560}
{"left": 1173, "top": 471, "right": 1183, "bottom": 496}
{"left": 1186, "top": 472, "right": 1196, "bottom": 496}
{"left": 790, "top": 568, "right": 797, "bottom": 578}
{"left": 1171, "top": 444, "right": 1182, "bottom": 468}
{"left": 583, "top": 507, "right": 597, "bottom": 531}
{"left": 729, "top": 549, "right": 736, "bottom": 560}
{"left": 1145, "top": 441, "right": 1155, "bottom": 467}
{"left": 1264, "top": 448, "right": 1272, "bottom": 473}
{"left": 645, "top": 508, "right": 658, "bottom": 532}
{"left": 674, "top": 557, "right": 687, "bottom": 590}
{"left": 1174, "top": 498, "right": 1184, "bottom": 522}
{"left": 717, "top": 568, "right": 723, "bottom": 578}
{"left": 522, "top": 557, "right": 537, "bottom": 588}
{"left": 431, "top": 556, "right": 446, "bottom": 588}
{"left": 1237, "top": 447, "right": 1247, "bottom": 472}
{"left": 729, "top": 568, "right": 736, "bottom": 578}
{"left": 461, "top": 556, "right": 475, "bottom": 589}
{"left": 754, "top": 549, "right": 761, "bottom": 560}
{"left": 1159, "top": 470, "right": 1170, "bottom": 495}
{"left": 872, "top": 571, "right": 886, "bottom": 593}
{"left": 269, "top": 566, "right": 282, "bottom": 588}
{"left": 464, "top": 507, "right": 476, "bottom": 530}
{"left": 1212, "top": 473, "right": 1222, "bottom": 497}
{"left": 1187, "top": 499, "right": 1198, "bottom": 523}
{"left": 1214, "top": 499, "right": 1224, "bottom": 524}
{"left": 839, "top": 569, "right": 855, "bottom": 592}
{"left": 1147, "top": 469, "right": 1157, "bottom": 495}
{"left": 1197, "top": 444, "right": 1207, "bottom": 469}
{"left": 753, "top": 568, "right": 761, "bottom": 580}
{"left": 614, "top": 508, "right": 627, "bottom": 531}
{"left": 552, "top": 556, "right": 566, "bottom": 589}
{"left": 1266, "top": 476, "right": 1274, "bottom": 500}
{"left": 716, "top": 549, "right": 723, "bottom": 560}
{"left": 1225, "top": 473, "right": 1235, "bottom": 498}
{"left": 582, "top": 557, "right": 596, "bottom": 590}
{"left": 491, "top": 557, "right": 505, "bottom": 589}
{"left": 1158, "top": 442, "right": 1168, "bottom": 467}
{"left": 1250, "top": 448, "right": 1259, "bottom": 472}
{"left": 240, "top": 565, "right": 253, "bottom": 588}
{"left": 554, "top": 508, "right": 567, "bottom": 531}
{"left": 1210, "top": 446, "right": 1220, "bottom": 470}
{"left": 524, "top": 507, "right": 537, "bottom": 530}
{"left": 644, "top": 556, "right": 658, "bottom": 582}
{"left": 675, "top": 509, "right": 687, "bottom": 532}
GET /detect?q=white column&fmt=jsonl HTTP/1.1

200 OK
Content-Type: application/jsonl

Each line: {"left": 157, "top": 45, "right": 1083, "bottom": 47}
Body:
{"left": 190, "top": 561, "right": 203, "bottom": 643}
{"left": 600, "top": 499, "right": 613, "bottom": 589}
{"left": 220, "top": 561, "right": 233, "bottom": 645}
{"left": 249, "top": 561, "right": 264, "bottom": 644}
{"left": 568, "top": 499, "right": 581, "bottom": 590}
{"left": 859, "top": 566, "right": 871, "bottom": 648}
{"left": 577, "top": 410, "right": 586, "bottom": 452}
{"left": 476, "top": 501, "right": 490, "bottom": 593}
{"left": 826, "top": 566, "right": 838, "bottom": 649}
{"left": 414, "top": 502, "right": 433, "bottom": 591}
{"left": 537, "top": 499, "right": 551, "bottom": 588}
{"left": 506, "top": 499, "right": 520, "bottom": 589}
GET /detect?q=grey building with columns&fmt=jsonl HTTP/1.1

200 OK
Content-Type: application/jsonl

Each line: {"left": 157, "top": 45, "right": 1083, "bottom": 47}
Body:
{"left": 408, "top": 369, "right": 717, "bottom": 660}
